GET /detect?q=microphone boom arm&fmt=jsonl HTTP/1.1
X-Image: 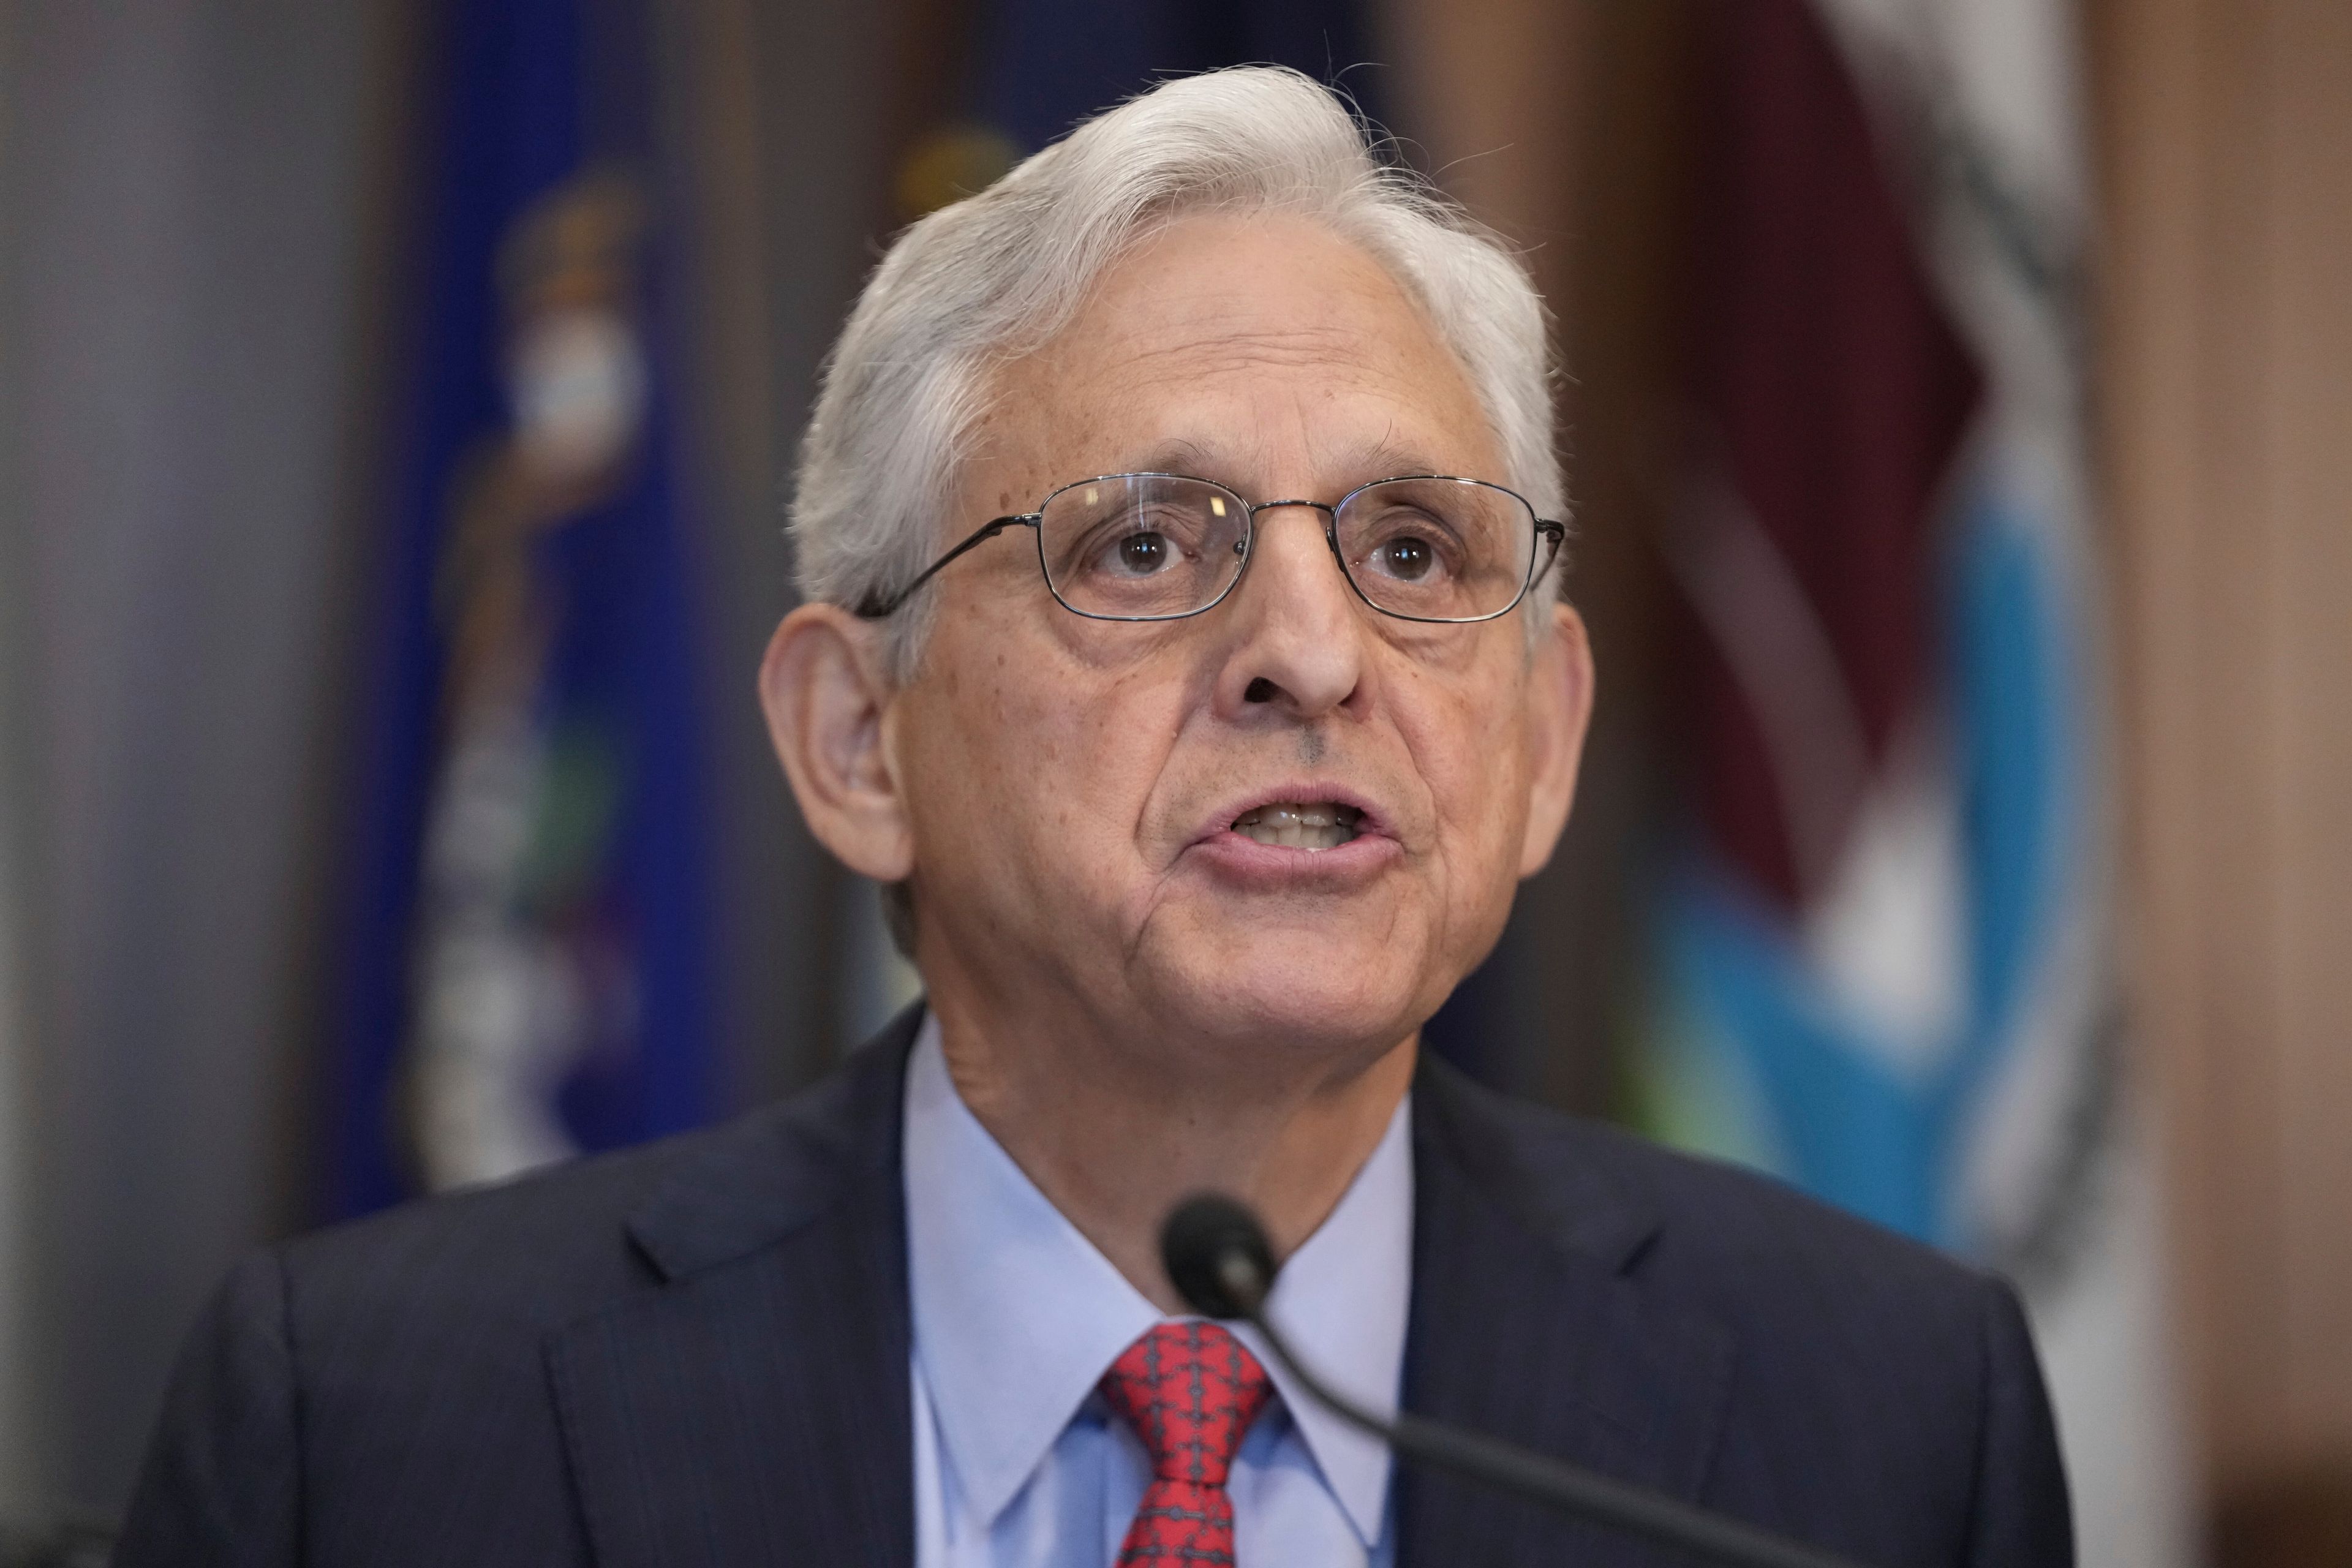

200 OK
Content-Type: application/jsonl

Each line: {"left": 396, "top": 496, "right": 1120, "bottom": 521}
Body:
{"left": 1196, "top": 1214, "right": 1871, "bottom": 1568}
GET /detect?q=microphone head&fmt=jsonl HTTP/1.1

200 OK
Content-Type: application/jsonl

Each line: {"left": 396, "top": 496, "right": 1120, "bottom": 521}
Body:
{"left": 1161, "top": 1193, "right": 1276, "bottom": 1319}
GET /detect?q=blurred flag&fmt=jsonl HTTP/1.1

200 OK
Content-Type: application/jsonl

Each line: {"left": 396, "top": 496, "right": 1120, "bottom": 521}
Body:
{"left": 1635, "top": 1, "right": 2188, "bottom": 1561}
{"left": 330, "top": 0, "right": 715, "bottom": 1215}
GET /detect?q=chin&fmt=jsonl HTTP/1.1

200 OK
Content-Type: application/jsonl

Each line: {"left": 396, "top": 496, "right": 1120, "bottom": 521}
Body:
{"left": 1136, "top": 925, "right": 1435, "bottom": 1059}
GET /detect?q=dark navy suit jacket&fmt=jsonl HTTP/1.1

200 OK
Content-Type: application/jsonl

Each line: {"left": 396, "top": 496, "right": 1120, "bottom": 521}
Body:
{"left": 119, "top": 1008, "right": 2071, "bottom": 1566}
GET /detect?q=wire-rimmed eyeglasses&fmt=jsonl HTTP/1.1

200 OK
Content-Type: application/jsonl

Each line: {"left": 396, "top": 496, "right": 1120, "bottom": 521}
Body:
{"left": 853, "top": 472, "right": 1567, "bottom": 625}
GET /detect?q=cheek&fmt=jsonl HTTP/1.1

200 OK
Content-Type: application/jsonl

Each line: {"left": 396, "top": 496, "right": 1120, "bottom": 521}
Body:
{"left": 1398, "top": 658, "right": 1534, "bottom": 872}
{"left": 913, "top": 628, "right": 1186, "bottom": 889}
{"left": 897, "top": 646, "right": 1028, "bottom": 880}
{"left": 1041, "top": 665, "right": 1191, "bottom": 854}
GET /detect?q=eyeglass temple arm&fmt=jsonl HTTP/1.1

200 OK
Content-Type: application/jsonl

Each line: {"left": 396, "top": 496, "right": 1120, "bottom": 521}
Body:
{"left": 1536, "top": 518, "right": 1567, "bottom": 565}
{"left": 854, "top": 514, "right": 1041, "bottom": 619}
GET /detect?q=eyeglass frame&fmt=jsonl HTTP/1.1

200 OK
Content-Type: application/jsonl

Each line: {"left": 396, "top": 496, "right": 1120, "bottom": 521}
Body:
{"left": 852, "top": 471, "right": 1568, "bottom": 625}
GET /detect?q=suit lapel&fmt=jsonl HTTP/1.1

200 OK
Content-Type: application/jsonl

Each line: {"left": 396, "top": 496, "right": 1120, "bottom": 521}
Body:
{"left": 548, "top": 1010, "right": 922, "bottom": 1568}
{"left": 1396, "top": 1059, "right": 1736, "bottom": 1567}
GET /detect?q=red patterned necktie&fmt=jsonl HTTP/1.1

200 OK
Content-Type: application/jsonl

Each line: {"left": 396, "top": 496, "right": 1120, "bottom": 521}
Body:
{"left": 1098, "top": 1320, "right": 1275, "bottom": 1567}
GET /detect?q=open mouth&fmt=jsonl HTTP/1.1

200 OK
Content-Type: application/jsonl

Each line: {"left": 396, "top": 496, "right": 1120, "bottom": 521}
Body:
{"left": 1230, "top": 801, "right": 1365, "bottom": 851}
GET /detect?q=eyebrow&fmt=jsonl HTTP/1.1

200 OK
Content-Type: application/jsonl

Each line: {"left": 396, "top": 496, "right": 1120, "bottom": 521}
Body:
{"left": 1126, "top": 434, "right": 1459, "bottom": 493}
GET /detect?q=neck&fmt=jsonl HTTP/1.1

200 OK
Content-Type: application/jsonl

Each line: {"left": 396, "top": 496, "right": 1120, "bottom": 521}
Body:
{"left": 922, "top": 989, "right": 1417, "bottom": 1315}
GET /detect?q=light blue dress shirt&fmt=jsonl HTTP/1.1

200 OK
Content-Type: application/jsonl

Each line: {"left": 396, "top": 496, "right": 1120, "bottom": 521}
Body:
{"left": 902, "top": 1015, "right": 1412, "bottom": 1567}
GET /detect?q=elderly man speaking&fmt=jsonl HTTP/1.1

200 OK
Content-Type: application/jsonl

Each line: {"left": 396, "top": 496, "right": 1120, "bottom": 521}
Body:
{"left": 122, "top": 68, "right": 2070, "bottom": 1568}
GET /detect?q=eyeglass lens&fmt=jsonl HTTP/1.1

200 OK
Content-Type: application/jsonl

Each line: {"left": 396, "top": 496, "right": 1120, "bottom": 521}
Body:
{"left": 1036, "top": 475, "right": 1538, "bottom": 622}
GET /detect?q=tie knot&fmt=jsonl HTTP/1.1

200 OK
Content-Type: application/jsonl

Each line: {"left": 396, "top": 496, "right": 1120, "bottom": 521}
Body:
{"left": 1099, "top": 1321, "right": 1273, "bottom": 1487}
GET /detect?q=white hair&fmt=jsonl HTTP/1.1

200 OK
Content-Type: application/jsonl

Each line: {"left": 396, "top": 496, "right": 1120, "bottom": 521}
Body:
{"left": 790, "top": 65, "right": 1563, "bottom": 676}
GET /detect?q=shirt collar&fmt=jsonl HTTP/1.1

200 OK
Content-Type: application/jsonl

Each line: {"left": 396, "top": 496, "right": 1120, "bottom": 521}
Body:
{"left": 902, "top": 1012, "right": 1412, "bottom": 1548}
{"left": 1235, "top": 1088, "right": 1412, "bottom": 1545}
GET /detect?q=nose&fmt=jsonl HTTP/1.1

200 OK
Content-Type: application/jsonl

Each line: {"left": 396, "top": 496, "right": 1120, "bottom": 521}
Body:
{"left": 1210, "top": 503, "right": 1368, "bottom": 722}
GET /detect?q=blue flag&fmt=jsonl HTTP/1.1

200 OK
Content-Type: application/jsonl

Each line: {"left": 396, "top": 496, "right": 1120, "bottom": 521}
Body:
{"left": 330, "top": 0, "right": 714, "bottom": 1216}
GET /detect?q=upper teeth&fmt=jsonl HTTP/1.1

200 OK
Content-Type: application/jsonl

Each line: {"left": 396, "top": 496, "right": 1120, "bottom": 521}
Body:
{"left": 1232, "top": 801, "right": 1363, "bottom": 851}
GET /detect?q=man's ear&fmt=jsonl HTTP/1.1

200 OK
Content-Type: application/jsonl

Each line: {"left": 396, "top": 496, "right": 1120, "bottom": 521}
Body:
{"left": 758, "top": 603, "right": 917, "bottom": 883}
{"left": 1517, "top": 600, "right": 1596, "bottom": 879}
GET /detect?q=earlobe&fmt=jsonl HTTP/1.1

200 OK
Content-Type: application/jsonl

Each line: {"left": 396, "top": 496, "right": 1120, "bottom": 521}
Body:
{"left": 758, "top": 605, "right": 917, "bottom": 883}
{"left": 1517, "top": 601, "right": 1595, "bottom": 879}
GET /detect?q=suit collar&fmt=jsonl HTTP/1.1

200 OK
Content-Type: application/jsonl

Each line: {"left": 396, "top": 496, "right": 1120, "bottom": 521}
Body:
{"left": 549, "top": 1006, "right": 925, "bottom": 1568}
{"left": 1396, "top": 1055, "right": 1735, "bottom": 1566}
{"left": 1411, "top": 1052, "right": 1664, "bottom": 1272}
{"left": 623, "top": 1005, "right": 923, "bottom": 1281}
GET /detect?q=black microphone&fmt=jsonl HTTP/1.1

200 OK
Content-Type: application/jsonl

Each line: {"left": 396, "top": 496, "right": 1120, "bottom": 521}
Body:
{"left": 1161, "top": 1194, "right": 1869, "bottom": 1568}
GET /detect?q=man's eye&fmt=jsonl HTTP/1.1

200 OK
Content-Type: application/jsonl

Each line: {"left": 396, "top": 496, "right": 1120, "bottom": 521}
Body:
{"left": 1371, "top": 534, "right": 1439, "bottom": 581}
{"left": 1110, "top": 530, "right": 1174, "bottom": 575}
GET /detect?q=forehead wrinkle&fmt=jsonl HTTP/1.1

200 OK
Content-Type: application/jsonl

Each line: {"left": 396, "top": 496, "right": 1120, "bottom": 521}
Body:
{"left": 1098, "top": 322, "right": 1368, "bottom": 380}
{"left": 1088, "top": 333, "right": 1502, "bottom": 485}
{"left": 1006, "top": 249, "right": 1504, "bottom": 496}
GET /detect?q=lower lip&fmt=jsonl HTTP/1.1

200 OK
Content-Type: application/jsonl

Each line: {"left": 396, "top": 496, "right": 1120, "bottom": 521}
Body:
{"left": 1182, "top": 827, "right": 1402, "bottom": 887}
